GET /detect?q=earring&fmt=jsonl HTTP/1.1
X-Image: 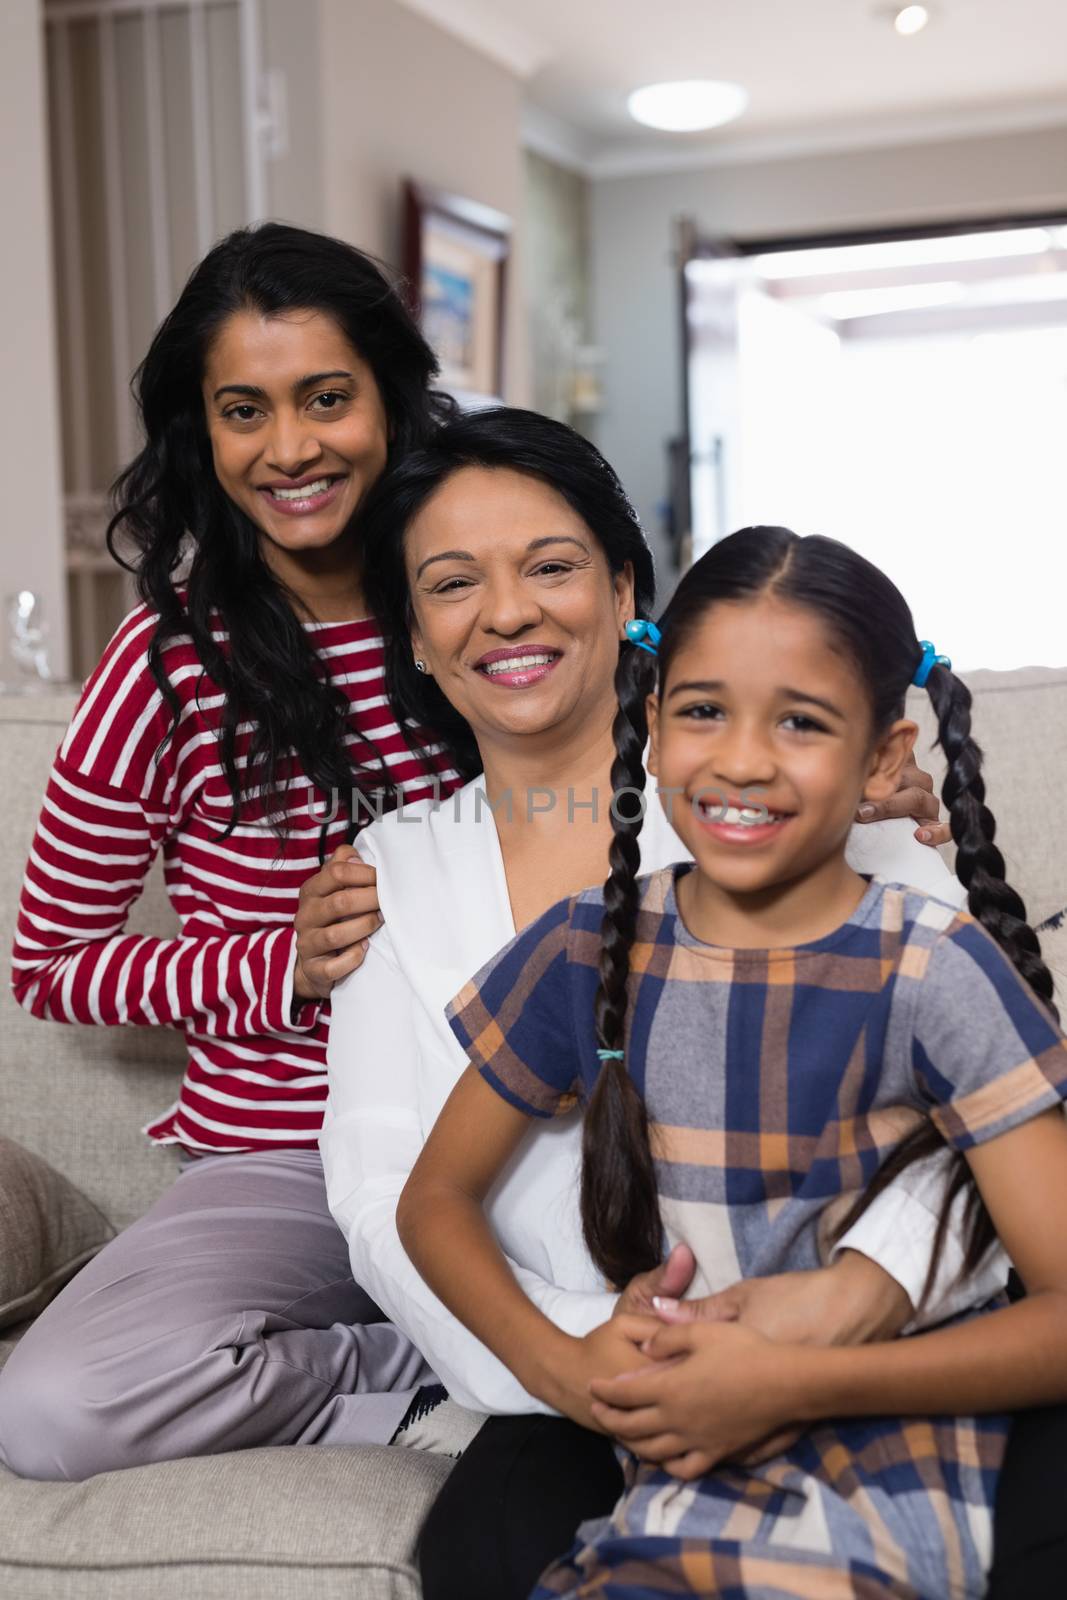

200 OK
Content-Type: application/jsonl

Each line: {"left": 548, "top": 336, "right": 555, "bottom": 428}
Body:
{"left": 414, "top": 659, "right": 427, "bottom": 674}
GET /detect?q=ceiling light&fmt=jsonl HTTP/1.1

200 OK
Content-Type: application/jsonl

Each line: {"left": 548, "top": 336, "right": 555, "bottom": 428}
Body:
{"left": 894, "top": 5, "right": 931, "bottom": 34}
{"left": 819, "top": 282, "right": 964, "bottom": 319}
{"left": 753, "top": 229, "right": 1053, "bottom": 280}
{"left": 966, "top": 273, "right": 1067, "bottom": 308}
{"left": 627, "top": 80, "right": 748, "bottom": 134}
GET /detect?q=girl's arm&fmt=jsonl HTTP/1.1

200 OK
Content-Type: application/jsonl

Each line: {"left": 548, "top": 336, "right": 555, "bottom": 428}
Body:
{"left": 398, "top": 1066, "right": 658, "bottom": 1427}
{"left": 592, "top": 1108, "right": 1067, "bottom": 1468}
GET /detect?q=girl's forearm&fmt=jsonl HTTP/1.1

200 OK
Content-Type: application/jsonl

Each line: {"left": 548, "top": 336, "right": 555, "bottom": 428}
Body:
{"left": 398, "top": 1179, "right": 576, "bottom": 1404}
{"left": 793, "top": 1292, "right": 1067, "bottom": 1423}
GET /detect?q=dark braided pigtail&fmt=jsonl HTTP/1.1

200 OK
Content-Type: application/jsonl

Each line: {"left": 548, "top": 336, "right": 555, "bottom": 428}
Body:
{"left": 578, "top": 527, "right": 800, "bottom": 1287}
{"left": 881, "top": 662, "right": 1059, "bottom": 1307}
{"left": 580, "top": 640, "right": 663, "bottom": 1287}
{"left": 832, "top": 657, "right": 1057, "bottom": 1308}
{"left": 927, "top": 663, "right": 1056, "bottom": 1013}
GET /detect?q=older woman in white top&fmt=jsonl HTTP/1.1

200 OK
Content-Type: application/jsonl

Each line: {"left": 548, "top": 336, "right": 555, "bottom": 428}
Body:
{"left": 297, "top": 409, "right": 1000, "bottom": 1598}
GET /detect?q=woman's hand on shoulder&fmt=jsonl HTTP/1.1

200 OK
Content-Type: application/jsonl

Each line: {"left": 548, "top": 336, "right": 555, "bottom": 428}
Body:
{"left": 293, "top": 845, "right": 383, "bottom": 1001}
{"left": 856, "top": 757, "right": 951, "bottom": 847}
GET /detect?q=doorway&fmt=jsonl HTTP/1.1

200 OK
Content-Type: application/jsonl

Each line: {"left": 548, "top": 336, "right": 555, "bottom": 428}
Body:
{"left": 682, "top": 218, "right": 1067, "bottom": 670}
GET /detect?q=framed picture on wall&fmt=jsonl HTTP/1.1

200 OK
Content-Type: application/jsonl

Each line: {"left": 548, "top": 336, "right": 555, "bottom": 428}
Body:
{"left": 403, "top": 180, "right": 511, "bottom": 404}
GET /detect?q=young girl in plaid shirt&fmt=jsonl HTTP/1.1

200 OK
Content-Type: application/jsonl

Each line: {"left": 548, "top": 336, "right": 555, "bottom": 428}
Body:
{"left": 399, "top": 525, "right": 1067, "bottom": 1599}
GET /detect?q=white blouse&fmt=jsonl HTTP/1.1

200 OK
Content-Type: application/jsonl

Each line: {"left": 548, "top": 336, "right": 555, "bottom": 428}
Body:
{"left": 321, "top": 780, "right": 1005, "bottom": 1414}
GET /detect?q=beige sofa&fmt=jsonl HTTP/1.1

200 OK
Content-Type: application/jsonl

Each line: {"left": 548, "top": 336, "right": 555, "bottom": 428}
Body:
{"left": 0, "top": 669, "right": 1065, "bottom": 1598}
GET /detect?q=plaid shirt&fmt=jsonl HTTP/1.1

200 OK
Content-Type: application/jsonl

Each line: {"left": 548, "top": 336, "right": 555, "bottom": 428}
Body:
{"left": 448, "top": 868, "right": 1067, "bottom": 1600}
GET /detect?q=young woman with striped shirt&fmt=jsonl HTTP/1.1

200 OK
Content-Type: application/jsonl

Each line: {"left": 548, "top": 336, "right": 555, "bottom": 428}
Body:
{"left": 0, "top": 223, "right": 471, "bottom": 1480}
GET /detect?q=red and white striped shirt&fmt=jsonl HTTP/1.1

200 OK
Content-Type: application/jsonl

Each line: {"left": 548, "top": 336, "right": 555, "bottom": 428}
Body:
{"left": 11, "top": 603, "right": 458, "bottom": 1153}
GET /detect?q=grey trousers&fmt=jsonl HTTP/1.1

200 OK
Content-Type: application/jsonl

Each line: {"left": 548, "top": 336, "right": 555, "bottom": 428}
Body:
{"left": 0, "top": 1147, "right": 434, "bottom": 1481}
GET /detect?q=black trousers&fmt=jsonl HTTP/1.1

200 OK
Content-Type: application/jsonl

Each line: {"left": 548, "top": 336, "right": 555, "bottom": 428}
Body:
{"left": 418, "top": 1414, "right": 622, "bottom": 1600}
{"left": 986, "top": 1403, "right": 1067, "bottom": 1597}
{"left": 418, "top": 1407, "right": 1067, "bottom": 1600}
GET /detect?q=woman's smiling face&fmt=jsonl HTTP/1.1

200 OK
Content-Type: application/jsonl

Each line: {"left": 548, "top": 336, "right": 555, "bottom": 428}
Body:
{"left": 405, "top": 465, "right": 635, "bottom": 746}
{"left": 202, "top": 308, "right": 389, "bottom": 573}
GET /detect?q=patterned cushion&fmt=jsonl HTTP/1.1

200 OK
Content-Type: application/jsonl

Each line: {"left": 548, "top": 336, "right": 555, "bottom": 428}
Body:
{"left": 0, "top": 1137, "right": 114, "bottom": 1329}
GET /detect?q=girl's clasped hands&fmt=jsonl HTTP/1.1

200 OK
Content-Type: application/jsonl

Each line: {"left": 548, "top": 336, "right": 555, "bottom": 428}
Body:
{"left": 578, "top": 1242, "right": 912, "bottom": 1478}
{"left": 588, "top": 1315, "right": 785, "bottom": 1480}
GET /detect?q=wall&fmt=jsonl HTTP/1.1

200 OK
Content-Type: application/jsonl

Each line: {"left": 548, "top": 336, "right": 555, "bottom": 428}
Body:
{"left": 261, "top": 0, "right": 324, "bottom": 228}
{"left": 316, "top": 0, "right": 528, "bottom": 402}
{"left": 41, "top": 1, "right": 253, "bottom": 678}
{"left": 591, "top": 122, "right": 1067, "bottom": 579}
{"left": 524, "top": 150, "right": 592, "bottom": 424}
{"left": 1, "top": 0, "right": 70, "bottom": 679}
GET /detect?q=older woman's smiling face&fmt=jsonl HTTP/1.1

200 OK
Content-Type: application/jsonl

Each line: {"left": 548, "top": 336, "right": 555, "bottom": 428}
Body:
{"left": 405, "top": 466, "right": 635, "bottom": 747}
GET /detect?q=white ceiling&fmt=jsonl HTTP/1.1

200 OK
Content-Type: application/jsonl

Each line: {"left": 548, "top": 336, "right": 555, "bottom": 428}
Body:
{"left": 398, "top": 0, "right": 1067, "bottom": 174}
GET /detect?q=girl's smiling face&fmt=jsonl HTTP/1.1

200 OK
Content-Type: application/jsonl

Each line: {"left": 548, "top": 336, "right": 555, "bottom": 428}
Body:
{"left": 405, "top": 465, "right": 634, "bottom": 747}
{"left": 648, "top": 594, "right": 917, "bottom": 899}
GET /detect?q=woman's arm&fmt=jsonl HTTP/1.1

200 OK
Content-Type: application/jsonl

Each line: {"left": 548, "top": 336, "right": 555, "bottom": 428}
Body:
{"left": 12, "top": 758, "right": 319, "bottom": 1039}
{"left": 833, "top": 1149, "right": 1009, "bottom": 1329}
{"left": 398, "top": 1066, "right": 659, "bottom": 1427}
{"left": 656, "top": 1156, "right": 1008, "bottom": 1345}
{"left": 322, "top": 925, "right": 621, "bottom": 1415}
{"left": 844, "top": 812, "right": 962, "bottom": 901}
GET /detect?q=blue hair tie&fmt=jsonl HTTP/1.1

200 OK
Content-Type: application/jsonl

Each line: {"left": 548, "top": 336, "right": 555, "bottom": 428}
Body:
{"left": 596, "top": 1049, "right": 625, "bottom": 1062}
{"left": 912, "top": 641, "right": 952, "bottom": 688}
{"left": 625, "top": 618, "right": 661, "bottom": 656}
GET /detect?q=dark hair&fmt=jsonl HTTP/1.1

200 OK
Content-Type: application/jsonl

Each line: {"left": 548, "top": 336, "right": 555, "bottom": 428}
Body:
{"left": 356, "top": 406, "right": 657, "bottom": 782}
{"left": 582, "top": 524, "right": 1057, "bottom": 1293}
{"left": 108, "top": 221, "right": 454, "bottom": 837}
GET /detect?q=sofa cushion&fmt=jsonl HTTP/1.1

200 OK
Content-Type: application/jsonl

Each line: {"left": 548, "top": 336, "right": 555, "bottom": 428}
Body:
{"left": 0, "top": 1445, "right": 452, "bottom": 1600}
{"left": 0, "top": 1137, "right": 114, "bottom": 1329}
{"left": 0, "top": 1321, "right": 28, "bottom": 1372}
{"left": 1, "top": 693, "right": 184, "bottom": 1231}
{"left": 1039, "top": 916, "right": 1067, "bottom": 1019}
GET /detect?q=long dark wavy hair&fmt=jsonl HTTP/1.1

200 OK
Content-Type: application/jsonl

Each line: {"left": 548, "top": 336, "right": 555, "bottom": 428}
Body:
{"left": 583, "top": 525, "right": 1057, "bottom": 1295}
{"left": 355, "top": 406, "right": 657, "bottom": 782}
{"left": 107, "top": 221, "right": 454, "bottom": 836}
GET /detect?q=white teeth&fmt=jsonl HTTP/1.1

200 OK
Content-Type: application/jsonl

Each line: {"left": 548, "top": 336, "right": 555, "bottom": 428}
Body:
{"left": 482, "top": 654, "right": 557, "bottom": 675}
{"left": 268, "top": 478, "right": 333, "bottom": 501}
{"left": 702, "top": 803, "right": 784, "bottom": 825}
